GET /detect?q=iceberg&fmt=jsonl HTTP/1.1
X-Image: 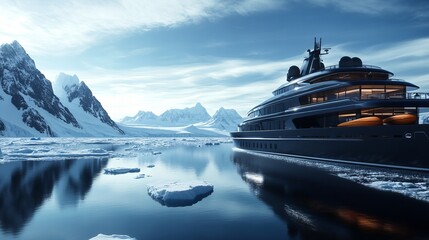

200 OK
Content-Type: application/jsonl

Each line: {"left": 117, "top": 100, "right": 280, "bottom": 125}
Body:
{"left": 147, "top": 180, "right": 213, "bottom": 207}
{"left": 104, "top": 167, "right": 140, "bottom": 175}
{"left": 135, "top": 174, "right": 147, "bottom": 179}
{"left": 89, "top": 234, "right": 136, "bottom": 240}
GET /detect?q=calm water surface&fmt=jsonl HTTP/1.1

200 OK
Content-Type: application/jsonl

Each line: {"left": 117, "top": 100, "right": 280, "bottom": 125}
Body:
{"left": 0, "top": 139, "right": 428, "bottom": 240}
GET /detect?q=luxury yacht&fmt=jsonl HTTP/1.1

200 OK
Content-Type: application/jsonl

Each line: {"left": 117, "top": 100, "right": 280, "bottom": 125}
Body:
{"left": 231, "top": 39, "right": 429, "bottom": 171}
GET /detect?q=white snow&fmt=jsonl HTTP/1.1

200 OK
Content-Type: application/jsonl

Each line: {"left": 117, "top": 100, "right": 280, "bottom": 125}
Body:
{"left": 52, "top": 73, "right": 125, "bottom": 137}
{"left": 147, "top": 180, "right": 214, "bottom": 206}
{"left": 89, "top": 234, "right": 136, "bottom": 240}
{"left": 53, "top": 72, "right": 80, "bottom": 99}
{"left": 104, "top": 167, "right": 140, "bottom": 175}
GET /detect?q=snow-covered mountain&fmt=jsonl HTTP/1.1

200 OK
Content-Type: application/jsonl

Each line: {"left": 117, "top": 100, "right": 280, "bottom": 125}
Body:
{"left": 53, "top": 73, "right": 124, "bottom": 136}
{"left": 122, "top": 103, "right": 211, "bottom": 126}
{"left": 0, "top": 40, "right": 123, "bottom": 137}
{"left": 198, "top": 107, "right": 243, "bottom": 132}
{"left": 0, "top": 41, "right": 80, "bottom": 136}
{"left": 159, "top": 103, "right": 211, "bottom": 126}
{"left": 121, "top": 110, "right": 159, "bottom": 126}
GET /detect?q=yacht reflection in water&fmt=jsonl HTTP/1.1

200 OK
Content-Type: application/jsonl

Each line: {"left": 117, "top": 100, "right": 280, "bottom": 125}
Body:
{"left": 232, "top": 149, "right": 429, "bottom": 240}
{"left": 0, "top": 158, "right": 108, "bottom": 235}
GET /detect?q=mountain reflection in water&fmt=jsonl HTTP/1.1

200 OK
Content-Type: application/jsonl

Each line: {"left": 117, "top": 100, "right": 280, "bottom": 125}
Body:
{"left": 232, "top": 149, "right": 429, "bottom": 240}
{"left": 0, "top": 158, "right": 108, "bottom": 235}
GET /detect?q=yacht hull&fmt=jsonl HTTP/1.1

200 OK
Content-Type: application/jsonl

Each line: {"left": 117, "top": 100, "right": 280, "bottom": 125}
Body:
{"left": 231, "top": 125, "right": 429, "bottom": 171}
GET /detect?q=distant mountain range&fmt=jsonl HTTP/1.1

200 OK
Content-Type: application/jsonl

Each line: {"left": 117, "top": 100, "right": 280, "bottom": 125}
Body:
{"left": 121, "top": 103, "right": 243, "bottom": 132}
{"left": 0, "top": 40, "right": 243, "bottom": 137}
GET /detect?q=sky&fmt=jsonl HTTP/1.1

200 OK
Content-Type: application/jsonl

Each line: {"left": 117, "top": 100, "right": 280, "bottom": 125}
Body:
{"left": 1, "top": 0, "right": 429, "bottom": 121}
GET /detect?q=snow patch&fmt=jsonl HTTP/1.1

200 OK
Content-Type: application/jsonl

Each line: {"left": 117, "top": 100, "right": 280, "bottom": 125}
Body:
{"left": 89, "top": 234, "right": 136, "bottom": 240}
{"left": 147, "top": 180, "right": 214, "bottom": 207}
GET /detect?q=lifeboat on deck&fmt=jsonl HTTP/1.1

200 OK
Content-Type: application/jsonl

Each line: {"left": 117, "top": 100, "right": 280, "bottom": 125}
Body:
{"left": 383, "top": 114, "right": 417, "bottom": 125}
{"left": 338, "top": 116, "right": 383, "bottom": 127}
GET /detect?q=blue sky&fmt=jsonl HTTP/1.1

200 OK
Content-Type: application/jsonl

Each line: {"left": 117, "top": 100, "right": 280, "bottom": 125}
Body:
{"left": 1, "top": 0, "right": 429, "bottom": 120}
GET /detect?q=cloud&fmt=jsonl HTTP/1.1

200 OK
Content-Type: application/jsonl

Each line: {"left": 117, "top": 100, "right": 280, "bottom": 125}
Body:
{"left": 0, "top": 0, "right": 283, "bottom": 55}
{"left": 323, "top": 38, "right": 429, "bottom": 80}
{"left": 56, "top": 37, "right": 429, "bottom": 120}
{"left": 300, "top": 0, "right": 411, "bottom": 15}
{"left": 50, "top": 55, "right": 294, "bottom": 120}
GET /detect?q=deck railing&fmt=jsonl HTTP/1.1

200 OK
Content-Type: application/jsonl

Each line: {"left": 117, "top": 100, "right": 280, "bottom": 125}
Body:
{"left": 324, "top": 64, "right": 382, "bottom": 70}
{"left": 407, "top": 92, "right": 429, "bottom": 100}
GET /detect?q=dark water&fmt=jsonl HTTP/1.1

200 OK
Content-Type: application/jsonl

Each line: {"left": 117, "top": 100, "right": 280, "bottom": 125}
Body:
{"left": 0, "top": 142, "right": 428, "bottom": 240}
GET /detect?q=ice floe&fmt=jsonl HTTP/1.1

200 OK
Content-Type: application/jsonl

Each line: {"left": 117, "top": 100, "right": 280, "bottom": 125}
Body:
{"left": 147, "top": 180, "right": 214, "bottom": 207}
{"left": 147, "top": 164, "right": 155, "bottom": 168}
{"left": 3, "top": 147, "right": 110, "bottom": 161}
{"left": 135, "top": 174, "right": 147, "bottom": 179}
{"left": 0, "top": 137, "right": 230, "bottom": 163}
{"left": 89, "top": 234, "right": 136, "bottom": 240}
{"left": 104, "top": 167, "right": 140, "bottom": 175}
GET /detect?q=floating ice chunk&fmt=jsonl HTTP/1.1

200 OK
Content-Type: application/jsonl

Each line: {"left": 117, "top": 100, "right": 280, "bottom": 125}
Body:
{"left": 135, "top": 174, "right": 146, "bottom": 179}
{"left": 147, "top": 164, "right": 155, "bottom": 168}
{"left": 104, "top": 167, "right": 140, "bottom": 175}
{"left": 152, "top": 151, "right": 162, "bottom": 155}
{"left": 148, "top": 180, "right": 214, "bottom": 207}
{"left": 30, "top": 137, "right": 41, "bottom": 140}
{"left": 89, "top": 234, "right": 136, "bottom": 240}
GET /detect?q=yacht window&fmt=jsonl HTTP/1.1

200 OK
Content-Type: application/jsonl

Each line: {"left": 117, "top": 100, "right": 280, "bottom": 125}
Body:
{"left": 337, "top": 88, "right": 346, "bottom": 99}
{"left": 385, "top": 85, "right": 405, "bottom": 99}
{"left": 361, "top": 107, "right": 416, "bottom": 118}
{"left": 303, "top": 84, "right": 407, "bottom": 108}
{"left": 361, "top": 85, "right": 385, "bottom": 99}
{"left": 345, "top": 86, "right": 360, "bottom": 100}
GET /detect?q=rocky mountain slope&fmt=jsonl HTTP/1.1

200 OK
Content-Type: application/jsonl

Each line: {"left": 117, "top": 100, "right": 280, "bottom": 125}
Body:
{"left": 0, "top": 41, "right": 124, "bottom": 137}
